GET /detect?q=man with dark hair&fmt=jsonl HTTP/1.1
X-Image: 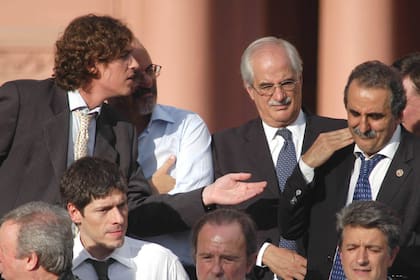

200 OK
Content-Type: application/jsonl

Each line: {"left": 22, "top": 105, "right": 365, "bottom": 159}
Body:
{"left": 0, "top": 201, "right": 77, "bottom": 280}
{"left": 392, "top": 52, "right": 420, "bottom": 136}
{"left": 280, "top": 60, "right": 420, "bottom": 279}
{"left": 192, "top": 208, "right": 258, "bottom": 280}
{"left": 0, "top": 13, "right": 266, "bottom": 233}
{"left": 336, "top": 201, "right": 401, "bottom": 280}
{"left": 60, "top": 157, "right": 189, "bottom": 279}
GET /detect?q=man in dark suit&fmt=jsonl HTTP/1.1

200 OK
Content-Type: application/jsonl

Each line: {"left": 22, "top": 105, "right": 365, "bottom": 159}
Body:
{"left": 280, "top": 61, "right": 420, "bottom": 279}
{"left": 212, "top": 37, "right": 351, "bottom": 280}
{"left": 0, "top": 14, "right": 267, "bottom": 232}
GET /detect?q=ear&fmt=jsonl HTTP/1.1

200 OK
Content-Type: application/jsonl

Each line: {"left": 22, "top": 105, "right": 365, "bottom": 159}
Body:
{"left": 67, "top": 202, "right": 83, "bottom": 224}
{"left": 388, "top": 246, "right": 400, "bottom": 267}
{"left": 245, "top": 84, "right": 256, "bottom": 101}
{"left": 25, "top": 251, "right": 39, "bottom": 271}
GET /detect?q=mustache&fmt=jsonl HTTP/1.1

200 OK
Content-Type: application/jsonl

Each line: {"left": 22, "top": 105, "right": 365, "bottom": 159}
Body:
{"left": 352, "top": 127, "right": 377, "bottom": 139}
{"left": 268, "top": 96, "right": 292, "bottom": 106}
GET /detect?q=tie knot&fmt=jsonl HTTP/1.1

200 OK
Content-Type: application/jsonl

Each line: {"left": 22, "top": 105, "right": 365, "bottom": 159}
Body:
{"left": 86, "top": 258, "right": 114, "bottom": 280}
{"left": 358, "top": 153, "right": 384, "bottom": 164}
{"left": 277, "top": 128, "right": 292, "bottom": 142}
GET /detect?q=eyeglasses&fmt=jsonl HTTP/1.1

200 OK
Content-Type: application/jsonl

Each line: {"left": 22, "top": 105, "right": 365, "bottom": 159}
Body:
{"left": 139, "top": 64, "right": 162, "bottom": 79}
{"left": 252, "top": 79, "right": 298, "bottom": 96}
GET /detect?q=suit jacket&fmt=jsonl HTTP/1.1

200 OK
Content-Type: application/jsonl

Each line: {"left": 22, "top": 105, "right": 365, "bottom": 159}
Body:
{"left": 280, "top": 127, "right": 420, "bottom": 279}
{"left": 0, "top": 79, "right": 206, "bottom": 235}
{"left": 212, "top": 114, "right": 347, "bottom": 279}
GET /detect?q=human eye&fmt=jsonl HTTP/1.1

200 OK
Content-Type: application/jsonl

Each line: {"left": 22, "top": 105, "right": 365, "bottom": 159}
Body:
{"left": 281, "top": 79, "right": 296, "bottom": 90}
{"left": 349, "top": 109, "right": 360, "bottom": 117}
{"left": 368, "top": 113, "right": 385, "bottom": 120}
{"left": 258, "top": 83, "right": 274, "bottom": 94}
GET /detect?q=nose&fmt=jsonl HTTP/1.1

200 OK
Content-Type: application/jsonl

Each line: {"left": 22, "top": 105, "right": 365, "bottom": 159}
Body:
{"left": 271, "top": 85, "right": 287, "bottom": 100}
{"left": 210, "top": 259, "right": 224, "bottom": 277}
{"left": 356, "top": 248, "right": 369, "bottom": 265}
{"left": 358, "top": 116, "right": 371, "bottom": 134}
{"left": 129, "top": 54, "right": 139, "bottom": 70}
{"left": 110, "top": 207, "right": 125, "bottom": 225}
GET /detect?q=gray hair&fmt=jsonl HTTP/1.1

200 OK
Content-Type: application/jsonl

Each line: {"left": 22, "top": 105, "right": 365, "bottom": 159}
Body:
{"left": 0, "top": 201, "right": 74, "bottom": 275}
{"left": 337, "top": 201, "right": 401, "bottom": 254}
{"left": 240, "top": 36, "right": 303, "bottom": 87}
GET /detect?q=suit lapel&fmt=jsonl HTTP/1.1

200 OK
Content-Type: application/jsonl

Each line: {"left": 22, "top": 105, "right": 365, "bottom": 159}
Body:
{"left": 94, "top": 106, "right": 118, "bottom": 163}
{"left": 243, "top": 119, "right": 280, "bottom": 197}
{"left": 377, "top": 131, "right": 414, "bottom": 204}
{"left": 44, "top": 84, "right": 69, "bottom": 181}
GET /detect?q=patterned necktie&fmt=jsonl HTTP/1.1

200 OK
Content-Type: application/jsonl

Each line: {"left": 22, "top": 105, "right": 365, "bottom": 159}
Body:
{"left": 86, "top": 258, "right": 114, "bottom": 280}
{"left": 74, "top": 110, "right": 94, "bottom": 161}
{"left": 330, "top": 153, "right": 384, "bottom": 280}
{"left": 276, "top": 128, "right": 298, "bottom": 251}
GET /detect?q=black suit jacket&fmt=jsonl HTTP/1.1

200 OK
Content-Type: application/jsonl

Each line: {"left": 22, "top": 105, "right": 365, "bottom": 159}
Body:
{"left": 212, "top": 114, "right": 347, "bottom": 279}
{"left": 280, "top": 127, "right": 420, "bottom": 279}
{"left": 0, "top": 79, "right": 206, "bottom": 235}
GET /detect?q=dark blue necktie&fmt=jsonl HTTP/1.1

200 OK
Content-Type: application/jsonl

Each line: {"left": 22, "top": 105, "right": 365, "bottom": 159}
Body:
{"left": 330, "top": 153, "right": 384, "bottom": 280}
{"left": 276, "top": 128, "right": 298, "bottom": 251}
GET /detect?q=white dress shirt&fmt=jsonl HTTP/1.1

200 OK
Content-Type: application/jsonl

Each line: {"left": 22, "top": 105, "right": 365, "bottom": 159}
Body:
{"left": 138, "top": 104, "right": 213, "bottom": 265}
{"left": 67, "top": 90, "right": 101, "bottom": 166}
{"left": 346, "top": 125, "right": 401, "bottom": 204}
{"left": 256, "top": 110, "right": 307, "bottom": 268}
{"left": 72, "top": 234, "right": 189, "bottom": 280}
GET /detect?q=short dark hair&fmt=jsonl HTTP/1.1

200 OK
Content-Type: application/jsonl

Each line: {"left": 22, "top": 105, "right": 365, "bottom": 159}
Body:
{"left": 53, "top": 14, "right": 134, "bottom": 91}
{"left": 0, "top": 201, "right": 73, "bottom": 275}
{"left": 392, "top": 52, "right": 420, "bottom": 91}
{"left": 343, "top": 60, "right": 406, "bottom": 118}
{"left": 60, "top": 157, "right": 128, "bottom": 212}
{"left": 191, "top": 208, "right": 257, "bottom": 258}
{"left": 337, "top": 201, "right": 401, "bottom": 253}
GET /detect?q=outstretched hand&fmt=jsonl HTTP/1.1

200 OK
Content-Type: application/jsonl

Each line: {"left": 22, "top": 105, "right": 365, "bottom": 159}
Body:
{"left": 148, "top": 155, "right": 176, "bottom": 194}
{"left": 202, "top": 173, "right": 267, "bottom": 205}
{"left": 302, "top": 127, "right": 354, "bottom": 168}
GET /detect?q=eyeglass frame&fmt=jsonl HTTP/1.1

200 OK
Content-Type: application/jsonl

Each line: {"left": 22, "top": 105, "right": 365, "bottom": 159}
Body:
{"left": 251, "top": 78, "right": 299, "bottom": 97}
{"left": 139, "top": 64, "right": 162, "bottom": 79}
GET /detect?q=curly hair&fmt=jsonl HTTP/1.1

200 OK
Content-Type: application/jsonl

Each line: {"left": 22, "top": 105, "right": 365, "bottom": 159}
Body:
{"left": 54, "top": 14, "right": 134, "bottom": 91}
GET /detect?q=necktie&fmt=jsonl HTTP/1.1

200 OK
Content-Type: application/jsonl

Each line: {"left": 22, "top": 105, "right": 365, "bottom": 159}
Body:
{"left": 74, "top": 110, "right": 94, "bottom": 161}
{"left": 330, "top": 153, "right": 384, "bottom": 280}
{"left": 86, "top": 258, "right": 114, "bottom": 280}
{"left": 276, "top": 128, "right": 298, "bottom": 251}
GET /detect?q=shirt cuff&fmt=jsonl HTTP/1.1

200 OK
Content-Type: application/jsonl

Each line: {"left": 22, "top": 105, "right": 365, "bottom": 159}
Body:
{"left": 299, "top": 158, "right": 314, "bottom": 183}
{"left": 256, "top": 242, "right": 272, "bottom": 267}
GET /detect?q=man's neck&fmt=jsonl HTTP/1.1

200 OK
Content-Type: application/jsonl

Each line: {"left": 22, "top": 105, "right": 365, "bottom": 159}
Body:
{"left": 78, "top": 88, "right": 104, "bottom": 109}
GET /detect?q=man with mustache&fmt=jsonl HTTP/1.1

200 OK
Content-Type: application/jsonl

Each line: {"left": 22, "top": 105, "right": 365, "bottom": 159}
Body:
{"left": 280, "top": 60, "right": 420, "bottom": 279}
{"left": 109, "top": 41, "right": 213, "bottom": 278}
{"left": 61, "top": 157, "right": 189, "bottom": 280}
{"left": 211, "top": 37, "right": 349, "bottom": 280}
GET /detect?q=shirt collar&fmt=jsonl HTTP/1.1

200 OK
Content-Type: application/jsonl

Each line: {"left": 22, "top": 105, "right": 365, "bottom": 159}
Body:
{"left": 72, "top": 234, "right": 135, "bottom": 270}
{"left": 149, "top": 104, "right": 174, "bottom": 124}
{"left": 68, "top": 90, "right": 102, "bottom": 115}
{"left": 262, "top": 109, "right": 306, "bottom": 141}
{"left": 353, "top": 125, "right": 401, "bottom": 159}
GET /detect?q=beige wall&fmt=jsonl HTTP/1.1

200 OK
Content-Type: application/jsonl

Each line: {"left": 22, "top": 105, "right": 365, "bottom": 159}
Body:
{"left": 1, "top": 0, "right": 420, "bottom": 132}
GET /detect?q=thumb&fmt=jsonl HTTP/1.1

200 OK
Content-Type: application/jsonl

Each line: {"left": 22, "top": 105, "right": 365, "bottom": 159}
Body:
{"left": 160, "top": 155, "right": 176, "bottom": 172}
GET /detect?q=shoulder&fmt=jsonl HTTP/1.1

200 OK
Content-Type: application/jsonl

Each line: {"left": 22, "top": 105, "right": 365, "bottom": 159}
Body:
{"left": 157, "top": 104, "right": 206, "bottom": 124}
{"left": 124, "top": 237, "right": 179, "bottom": 260}
{"left": 213, "top": 118, "right": 261, "bottom": 139}
{"left": 306, "top": 114, "right": 347, "bottom": 132}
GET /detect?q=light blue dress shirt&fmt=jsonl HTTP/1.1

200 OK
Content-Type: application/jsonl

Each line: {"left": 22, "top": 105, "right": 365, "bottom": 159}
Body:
{"left": 139, "top": 104, "right": 213, "bottom": 265}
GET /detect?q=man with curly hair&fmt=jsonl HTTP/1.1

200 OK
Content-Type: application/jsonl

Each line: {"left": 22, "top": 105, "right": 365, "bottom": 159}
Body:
{"left": 0, "top": 14, "right": 266, "bottom": 233}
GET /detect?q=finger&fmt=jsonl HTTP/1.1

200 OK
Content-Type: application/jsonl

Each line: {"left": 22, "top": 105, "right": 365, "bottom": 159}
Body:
{"left": 226, "top": 172, "right": 253, "bottom": 181}
{"left": 160, "top": 155, "right": 176, "bottom": 172}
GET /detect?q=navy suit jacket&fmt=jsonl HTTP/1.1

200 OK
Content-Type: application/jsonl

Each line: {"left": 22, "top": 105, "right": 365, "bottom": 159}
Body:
{"left": 280, "top": 127, "right": 420, "bottom": 279}
{"left": 0, "top": 79, "right": 206, "bottom": 236}
{"left": 212, "top": 114, "right": 347, "bottom": 279}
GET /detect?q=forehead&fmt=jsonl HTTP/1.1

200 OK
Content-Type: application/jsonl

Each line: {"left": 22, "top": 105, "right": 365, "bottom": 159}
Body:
{"left": 251, "top": 44, "right": 294, "bottom": 78}
{"left": 0, "top": 221, "right": 19, "bottom": 246}
{"left": 132, "top": 47, "right": 152, "bottom": 68}
{"left": 198, "top": 222, "right": 245, "bottom": 247}
{"left": 342, "top": 226, "right": 388, "bottom": 245}
{"left": 347, "top": 81, "right": 392, "bottom": 111}
{"left": 87, "top": 189, "right": 127, "bottom": 208}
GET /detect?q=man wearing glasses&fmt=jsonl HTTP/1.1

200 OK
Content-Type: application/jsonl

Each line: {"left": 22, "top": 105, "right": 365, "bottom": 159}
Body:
{"left": 109, "top": 41, "right": 213, "bottom": 278}
{"left": 212, "top": 36, "right": 349, "bottom": 280}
